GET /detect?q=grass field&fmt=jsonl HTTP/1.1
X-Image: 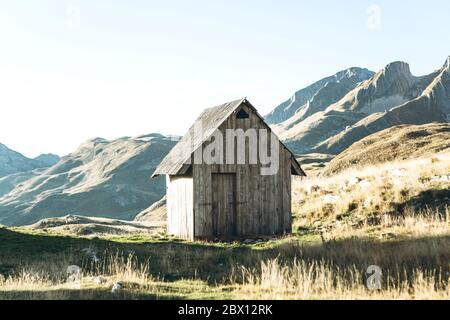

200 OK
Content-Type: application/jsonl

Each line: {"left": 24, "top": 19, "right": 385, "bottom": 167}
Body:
{"left": 1, "top": 213, "right": 449, "bottom": 300}
{"left": 1, "top": 153, "right": 449, "bottom": 300}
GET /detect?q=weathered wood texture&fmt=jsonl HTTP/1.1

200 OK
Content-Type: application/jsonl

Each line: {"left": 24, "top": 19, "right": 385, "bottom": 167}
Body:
{"left": 211, "top": 173, "right": 237, "bottom": 237}
{"left": 166, "top": 175, "right": 194, "bottom": 240}
{"left": 155, "top": 99, "right": 304, "bottom": 240}
{"left": 152, "top": 98, "right": 305, "bottom": 177}
{"left": 193, "top": 103, "right": 293, "bottom": 239}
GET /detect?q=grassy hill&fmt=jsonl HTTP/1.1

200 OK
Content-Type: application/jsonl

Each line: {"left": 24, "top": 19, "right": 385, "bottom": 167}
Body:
{"left": 323, "top": 123, "right": 450, "bottom": 176}
{"left": 1, "top": 129, "right": 449, "bottom": 299}
{"left": 1, "top": 215, "right": 449, "bottom": 300}
{"left": 1, "top": 150, "right": 449, "bottom": 299}
{"left": 293, "top": 152, "right": 450, "bottom": 231}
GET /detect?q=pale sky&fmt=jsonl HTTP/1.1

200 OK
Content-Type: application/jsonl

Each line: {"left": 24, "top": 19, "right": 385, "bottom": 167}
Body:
{"left": 1, "top": 0, "right": 449, "bottom": 158}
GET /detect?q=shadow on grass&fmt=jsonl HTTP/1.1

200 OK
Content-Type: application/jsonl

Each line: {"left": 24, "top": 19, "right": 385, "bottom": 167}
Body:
{"left": 395, "top": 188, "right": 450, "bottom": 216}
{"left": 1, "top": 227, "right": 449, "bottom": 285}
{"left": 0, "top": 288, "right": 181, "bottom": 300}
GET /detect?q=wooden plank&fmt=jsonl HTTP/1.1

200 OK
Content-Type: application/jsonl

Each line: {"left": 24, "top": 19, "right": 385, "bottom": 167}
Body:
{"left": 211, "top": 173, "right": 236, "bottom": 238}
{"left": 185, "top": 103, "right": 294, "bottom": 239}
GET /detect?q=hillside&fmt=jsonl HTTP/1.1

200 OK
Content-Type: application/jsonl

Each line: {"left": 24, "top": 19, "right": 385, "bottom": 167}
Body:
{"left": 1, "top": 135, "right": 449, "bottom": 300}
{"left": 269, "top": 57, "right": 450, "bottom": 155}
{"left": 0, "top": 168, "right": 45, "bottom": 198}
{"left": 323, "top": 123, "right": 450, "bottom": 175}
{"left": 0, "top": 134, "right": 177, "bottom": 226}
{"left": 0, "top": 143, "right": 58, "bottom": 177}
{"left": 1, "top": 151, "right": 449, "bottom": 299}
{"left": 134, "top": 196, "right": 167, "bottom": 223}
{"left": 292, "top": 152, "right": 450, "bottom": 232}
{"left": 266, "top": 67, "right": 374, "bottom": 125}
{"left": 316, "top": 58, "right": 450, "bottom": 154}
{"left": 34, "top": 154, "right": 60, "bottom": 167}
{"left": 27, "top": 215, "right": 164, "bottom": 237}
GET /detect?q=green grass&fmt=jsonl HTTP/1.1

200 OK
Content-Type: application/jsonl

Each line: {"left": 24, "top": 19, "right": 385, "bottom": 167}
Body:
{"left": 1, "top": 221, "right": 449, "bottom": 300}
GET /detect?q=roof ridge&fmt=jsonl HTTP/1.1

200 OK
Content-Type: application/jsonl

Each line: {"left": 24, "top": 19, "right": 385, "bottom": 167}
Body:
{"left": 152, "top": 98, "right": 306, "bottom": 177}
{"left": 152, "top": 99, "right": 245, "bottom": 176}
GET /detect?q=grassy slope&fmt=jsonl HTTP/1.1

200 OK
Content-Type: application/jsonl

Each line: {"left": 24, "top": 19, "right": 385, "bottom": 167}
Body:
{"left": 1, "top": 149, "right": 449, "bottom": 299}
{"left": 1, "top": 213, "right": 449, "bottom": 299}
{"left": 293, "top": 151, "right": 450, "bottom": 229}
{"left": 323, "top": 123, "right": 450, "bottom": 176}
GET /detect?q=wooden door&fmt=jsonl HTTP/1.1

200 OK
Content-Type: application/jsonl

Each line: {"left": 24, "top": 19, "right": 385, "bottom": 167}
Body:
{"left": 212, "top": 173, "right": 236, "bottom": 238}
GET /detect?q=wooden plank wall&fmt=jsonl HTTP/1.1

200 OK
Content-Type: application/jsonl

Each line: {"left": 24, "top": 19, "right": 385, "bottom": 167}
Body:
{"left": 166, "top": 175, "right": 194, "bottom": 240}
{"left": 193, "top": 104, "right": 292, "bottom": 239}
{"left": 211, "top": 173, "right": 237, "bottom": 237}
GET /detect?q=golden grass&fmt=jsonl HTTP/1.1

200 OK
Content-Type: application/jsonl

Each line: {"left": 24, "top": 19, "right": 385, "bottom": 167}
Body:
{"left": 232, "top": 259, "right": 449, "bottom": 300}
{"left": 1, "top": 246, "right": 449, "bottom": 300}
{"left": 1, "top": 153, "right": 449, "bottom": 300}
{"left": 293, "top": 152, "right": 450, "bottom": 229}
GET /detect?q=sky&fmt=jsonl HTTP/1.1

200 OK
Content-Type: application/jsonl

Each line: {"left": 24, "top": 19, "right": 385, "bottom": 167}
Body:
{"left": 1, "top": 0, "right": 450, "bottom": 158}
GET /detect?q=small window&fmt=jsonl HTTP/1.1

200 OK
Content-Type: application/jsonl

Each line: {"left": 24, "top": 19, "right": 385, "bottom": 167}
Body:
{"left": 236, "top": 109, "right": 249, "bottom": 119}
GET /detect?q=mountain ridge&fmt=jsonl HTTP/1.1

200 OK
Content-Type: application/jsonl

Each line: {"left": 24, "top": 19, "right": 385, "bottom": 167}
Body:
{"left": 0, "top": 143, "right": 57, "bottom": 178}
{"left": 270, "top": 56, "right": 450, "bottom": 155}
{"left": 266, "top": 67, "right": 375, "bottom": 125}
{"left": 0, "top": 134, "right": 176, "bottom": 226}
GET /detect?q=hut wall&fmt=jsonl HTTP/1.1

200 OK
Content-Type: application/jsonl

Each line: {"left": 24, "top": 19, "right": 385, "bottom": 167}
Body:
{"left": 192, "top": 104, "right": 292, "bottom": 239}
{"left": 166, "top": 175, "right": 194, "bottom": 240}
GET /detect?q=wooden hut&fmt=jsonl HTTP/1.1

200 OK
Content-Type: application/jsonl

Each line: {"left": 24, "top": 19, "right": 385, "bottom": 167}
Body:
{"left": 152, "top": 98, "right": 305, "bottom": 240}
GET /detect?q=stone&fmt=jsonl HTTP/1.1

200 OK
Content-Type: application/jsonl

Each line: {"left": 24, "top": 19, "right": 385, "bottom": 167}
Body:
{"left": 111, "top": 282, "right": 124, "bottom": 293}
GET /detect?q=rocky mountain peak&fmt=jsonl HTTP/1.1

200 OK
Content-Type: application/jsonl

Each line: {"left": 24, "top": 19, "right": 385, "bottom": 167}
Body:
{"left": 34, "top": 154, "right": 60, "bottom": 167}
{"left": 266, "top": 67, "right": 374, "bottom": 124}
{"left": 382, "top": 61, "right": 412, "bottom": 78}
{"left": 444, "top": 56, "right": 450, "bottom": 70}
{"left": 342, "top": 67, "right": 374, "bottom": 81}
{"left": 365, "top": 61, "right": 415, "bottom": 97}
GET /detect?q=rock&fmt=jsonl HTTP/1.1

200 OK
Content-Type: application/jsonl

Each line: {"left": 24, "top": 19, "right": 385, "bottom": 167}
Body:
{"left": 431, "top": 175, "right": 450, "bottom": 182}
{"left": 388, "top": 168, "right": 408, "bottom": 177}
{"left": 346, "top": 177, "right": 362, "bottom": 186}
{"left": 111, "top": 282, "right": 124, "bottom": 293}
{"left": 66, "top": 265, "right": 82, "bottom": 284}
{"left": 358, "top": 180, "right": 371, "bottom": 189}
{"left": 81, "top": 247, "right": 100, "bottom": 263}
{"left": 93, "top": 276, "right": 107, "bottom": 285}
{"left": 243, "top": 239, "right": 254, "bottom": 244}
{"left": 308, "top": 185, "right": 321, "bottom": 194}
{"left": 379, "top": 232, "right": 395, "bottom": 240}
{"left": 323, "top": 194, "right": 341, "bottom": 204}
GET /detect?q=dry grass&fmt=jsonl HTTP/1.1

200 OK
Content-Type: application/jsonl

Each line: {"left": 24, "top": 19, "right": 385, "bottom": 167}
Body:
{"left": 1, "top": 244, "right": 449, "bottom": 300}
{"left": 293, "top": 152, "right": 450, "bottom": 230}
{"left": 232, "top": 259, "right": 449, "bottom": 300}
{"left": 1, "top": 153, "right": 449, "bottom": 300}
{"left": 323, "top": 123, "right": 450, "bottom": 175}
{"left": 1, "top": 209, "right": 449, "bottom": 300}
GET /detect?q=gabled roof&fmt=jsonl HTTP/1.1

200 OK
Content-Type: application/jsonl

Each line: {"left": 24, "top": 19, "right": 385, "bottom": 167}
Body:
{"left": 152, "top": 98, "right": 306, "bottom": 177}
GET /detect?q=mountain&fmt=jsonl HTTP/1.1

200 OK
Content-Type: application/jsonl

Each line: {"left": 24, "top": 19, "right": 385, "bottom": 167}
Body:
{"left": 270, "top": 56, "right": 450, "bottom": 155}
{"left": 34, "top": 154, "right": 60, "bottom": 167}
{"left": 0, "top": 134, "right": 177, "bottom": 226}
{"left": 134, "top": 196, "right": 167, "bottom": 223}
{"left": 0, "top": 143, "right": 55, "bottom": 177}
{"left": 323, "top": 123, "right": 450, "bottom": 175}
{"left": 266, "top": 67, "right": 374, "bottom": 125}
{"left": 316, "top": 58, "right": 450, "bottom": 154}
{"left": 0, "top": 168, "right": 45, "bottom": 198}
